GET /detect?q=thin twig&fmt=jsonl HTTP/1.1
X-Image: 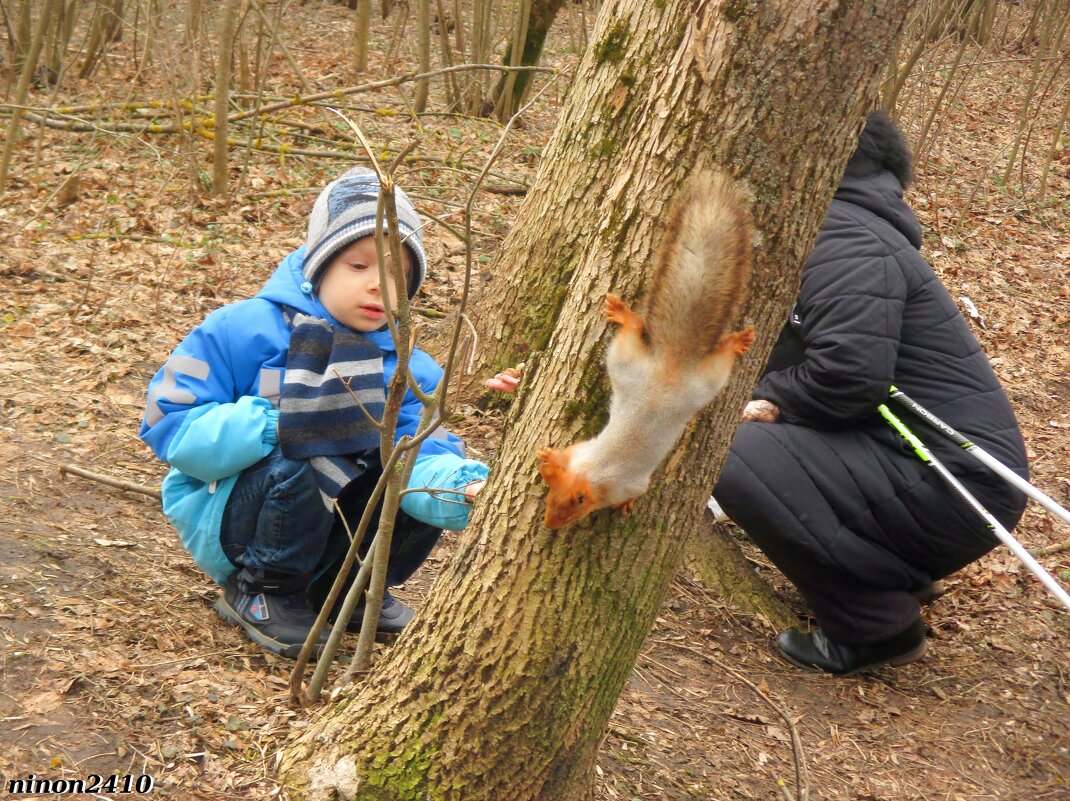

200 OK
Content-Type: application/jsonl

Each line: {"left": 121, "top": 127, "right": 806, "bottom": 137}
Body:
{"left": 397, "top": 480, "right": 481, "bottom": 506}
{"left": 331, "top": 367, "right": 386, "bottom": 431}
{"left": 59, "top": 464, "right": 161, "bottom": 499}
{"left": 326, "top": 106, "right": 384, "bottom": 180}
{"left": 3, "top": 64, "right": 554, "bottom": 136}
{"left": 1032, "top": 539, "right": 1070, "bottom": 558}
{"left": 436, "top": 69, "right": 565, "bottom": 413}
{"left": 461, "top": 313, "right": 478, "bottom": 374}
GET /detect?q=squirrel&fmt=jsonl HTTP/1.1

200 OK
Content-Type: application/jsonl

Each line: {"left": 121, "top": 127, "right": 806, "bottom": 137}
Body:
{"left": 537, "top": 170, "right": 755, "bottom": 529}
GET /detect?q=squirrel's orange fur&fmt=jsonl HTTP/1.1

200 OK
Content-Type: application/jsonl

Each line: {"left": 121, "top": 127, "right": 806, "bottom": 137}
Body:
{"left": 538, "top": 171, "right": 754, "bottom": 529}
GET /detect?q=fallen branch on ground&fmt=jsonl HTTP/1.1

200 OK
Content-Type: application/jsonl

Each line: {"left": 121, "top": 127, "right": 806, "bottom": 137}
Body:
{"left": 60, "top": 464, "right": 161, "bottom": 499}
{"left": 1031, "top": 539, "right": 1070, "bottom": 557}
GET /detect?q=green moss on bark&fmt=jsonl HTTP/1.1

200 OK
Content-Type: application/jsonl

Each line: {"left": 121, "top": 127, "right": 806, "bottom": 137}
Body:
{"left": 359, "top": 721, "right": 444, "bottom": 801}
{"left": 724, "top": 0, "right": 748, "bottom": 22}
{"left": 594, "top": 22, "right": 630, "bottom": 64}
{"left": 562, "top": 370, "right": 611, "bottom": 437}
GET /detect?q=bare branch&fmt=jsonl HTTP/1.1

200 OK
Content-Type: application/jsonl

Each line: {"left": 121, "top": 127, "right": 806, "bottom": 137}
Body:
{"left": 331, "top": 367, "right": 386, "bottom": 432}
{"left": 59, "top": 464, "right": 162, "bottom": 499}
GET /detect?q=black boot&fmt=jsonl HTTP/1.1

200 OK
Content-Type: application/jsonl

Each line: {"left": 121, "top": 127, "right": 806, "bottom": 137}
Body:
{"left": 214, "top": 569, "right": 330, "bottom": 659}
{"left": 773, "top": 618, "right": 927, "bottom": 676}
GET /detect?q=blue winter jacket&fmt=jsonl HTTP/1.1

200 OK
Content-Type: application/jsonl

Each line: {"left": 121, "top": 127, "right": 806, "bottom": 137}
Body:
{"left": 139, "top": 247, "right": 488, "bottom": 585}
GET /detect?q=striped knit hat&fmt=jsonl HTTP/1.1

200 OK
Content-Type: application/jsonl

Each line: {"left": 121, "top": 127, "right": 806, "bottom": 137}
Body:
{"left": 303, "top": 167, "right": 427, "bottom": 298}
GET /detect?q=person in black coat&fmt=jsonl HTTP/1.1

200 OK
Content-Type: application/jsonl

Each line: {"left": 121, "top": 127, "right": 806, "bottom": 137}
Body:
{"left": 713, "top": 111, "right": 1028, "bottom": 676}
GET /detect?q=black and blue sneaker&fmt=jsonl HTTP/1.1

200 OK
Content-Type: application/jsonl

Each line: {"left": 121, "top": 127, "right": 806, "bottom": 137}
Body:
{"left": 363, "top": 590, "right": 414, "bottom": 634}
{"left": 307, "top": 571, "right": 415, "bottom": 635}
{"left": 214, "top": 569, "right": 330, "bottom": 659}
{"left": 326, "top": 588, "right": 415, "bottom": 635}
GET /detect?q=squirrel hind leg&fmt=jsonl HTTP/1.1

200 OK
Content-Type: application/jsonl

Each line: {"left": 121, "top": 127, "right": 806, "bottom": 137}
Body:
{"left": 721, "top": 325, "right": 756, "bottom": 356}
{"left": 604, "top": 293, "right": 645, "bottom": 337}
{"left": 694, "top": 326, "right": 755, "bottom": 388}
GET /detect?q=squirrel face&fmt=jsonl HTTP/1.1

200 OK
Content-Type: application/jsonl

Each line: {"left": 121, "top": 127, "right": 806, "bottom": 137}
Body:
{"left": 537, "top": 448, "right": 604, "bottom": 528}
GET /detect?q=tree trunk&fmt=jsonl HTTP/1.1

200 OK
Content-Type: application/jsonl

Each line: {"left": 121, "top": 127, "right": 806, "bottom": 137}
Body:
{"left": 353, "top": 0, "right": 372, "bottom": 73}
{"left": 454, "top": 0, "right": 925, "bottom": 387}
{"left": 463, "top": 0, "right": 493, "bottom": 113}
{"left": 279, "top": 1, "right": 917, "bottom": 799}
{"left": 78, "top": 0, "right": 123, "bottom": 78}
{"left": 14, "top": 0, "right": 32, "bottom": 71}
{"left": 490, "top": 0, "right": 567, "bottom": 119}
{"left": 211, "top": 0, "right": 242, "bottom": 196}
{"left": 414, "top": 0, "right": 430, "bottom": 111}
{"left": 684, "top": 521, "right": 795, "bottom": 630}
{"left": 494, "top": 0, "right": 533, "bottom": 120}
{"left": 0, "top": 0, "right": 56, "bottom": 193}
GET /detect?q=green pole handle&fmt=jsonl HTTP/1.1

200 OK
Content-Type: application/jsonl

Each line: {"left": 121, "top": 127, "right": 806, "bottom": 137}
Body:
{"left": 877, "top": 403, "right": 929, "bottom": 462}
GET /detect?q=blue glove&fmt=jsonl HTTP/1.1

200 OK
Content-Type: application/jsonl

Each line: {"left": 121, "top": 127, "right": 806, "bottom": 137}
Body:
{"left": 400, "top": 454, "right": 489, "bottom": 530}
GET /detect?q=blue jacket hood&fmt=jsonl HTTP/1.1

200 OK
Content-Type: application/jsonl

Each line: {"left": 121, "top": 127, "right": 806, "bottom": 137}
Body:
{"left": 256, "top": 246, "right": 398, "bottom": 352}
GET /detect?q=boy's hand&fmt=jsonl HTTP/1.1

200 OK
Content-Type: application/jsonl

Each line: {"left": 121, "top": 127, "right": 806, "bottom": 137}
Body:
{"left": 484, "top": 363, "right": 524, "bottom": 395}
{"left": 464, "top": 480, "right": 486, "bottom": 500}
{"left": 742, "top": 399, "right": 779, "bottom": 423}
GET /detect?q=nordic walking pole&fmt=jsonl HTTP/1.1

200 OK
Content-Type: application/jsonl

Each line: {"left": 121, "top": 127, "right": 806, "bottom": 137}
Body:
{"left": 877, "top": 403, "right": 1070, "bottom": 613}
{"left": 889, "top": 385, "right": 1070, "bottom": 529}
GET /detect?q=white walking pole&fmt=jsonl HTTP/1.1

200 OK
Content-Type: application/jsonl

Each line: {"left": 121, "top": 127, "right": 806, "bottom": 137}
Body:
{"left": 889, "top": 386, "right": 1070, "bottom": 529}
{"left": 878, "top": 402, "right": 1070, "bottom": 614}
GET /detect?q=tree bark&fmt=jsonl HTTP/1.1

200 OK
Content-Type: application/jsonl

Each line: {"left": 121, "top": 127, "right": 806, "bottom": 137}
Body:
{"left": 279, "top": 1, "right": 918, "bottom": 799}
{"left": 463, "top": 0, "right": 493, "bottom": 113}
{"left": 353, "top": 0, "right": 372, "bottom": 74}
{"left": 684, "top": 521, "right": 794, "bottom": 629}
{"left": 490, "top": 0, "right": 568, "bottom": 119}
{"left": 0, "top": 0, "right": 56, "bottom": 193}
{"left": 414, "top": 0, "right": 431, "bottom": 111}
{"left": 211, "top": 0, "right": 242, "bottom": 196}
{"left": 78, "top": 0, "right": 123, "bottom": 79}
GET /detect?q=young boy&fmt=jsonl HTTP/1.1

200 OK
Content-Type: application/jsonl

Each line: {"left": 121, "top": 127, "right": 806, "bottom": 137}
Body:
{"left": 140, "top": 167, "right": 491, "bottom": 659}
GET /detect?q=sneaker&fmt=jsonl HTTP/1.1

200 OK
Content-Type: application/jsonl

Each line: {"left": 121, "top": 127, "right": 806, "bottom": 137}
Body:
{"left": 371, "top": 591, "right": 414, "bottom": 633}
{"left": 773, "top": 618, "right": 927, "bottom": 676}
{"left": 214, "top": 571, "right": 330, "bottom": 659}
{"left": 332, "top": 589, "right": 415, "bottom": 635}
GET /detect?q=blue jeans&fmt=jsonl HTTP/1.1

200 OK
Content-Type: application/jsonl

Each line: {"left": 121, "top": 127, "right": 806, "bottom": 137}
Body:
{"left": 220, "top": 446, "right": 441, "bottom": 588}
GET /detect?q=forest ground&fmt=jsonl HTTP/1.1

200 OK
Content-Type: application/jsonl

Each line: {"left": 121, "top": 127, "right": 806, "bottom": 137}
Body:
{"left": 1, "top": 4, "right": 1068, "bottom": 799}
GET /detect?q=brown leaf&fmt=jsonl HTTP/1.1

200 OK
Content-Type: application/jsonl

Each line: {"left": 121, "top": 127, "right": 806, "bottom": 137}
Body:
{"left": 24, "top": 690, "right": 63, "bottom": 714}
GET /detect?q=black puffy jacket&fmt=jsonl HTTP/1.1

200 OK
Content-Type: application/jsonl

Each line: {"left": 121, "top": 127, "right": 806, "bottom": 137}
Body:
{"left": 755, "top": 168, "right": 1028, "bottom": 512}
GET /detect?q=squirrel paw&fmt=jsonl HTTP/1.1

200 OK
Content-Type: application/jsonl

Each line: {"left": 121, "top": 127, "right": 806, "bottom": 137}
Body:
{"left": 719, "top": 325, "right": 756, "bottom": 356}
{"left": 604, "top": 293, "right": 643, "bottom": 332}
{"left": 616, "top": 499, "right": 635, "bottom": 517}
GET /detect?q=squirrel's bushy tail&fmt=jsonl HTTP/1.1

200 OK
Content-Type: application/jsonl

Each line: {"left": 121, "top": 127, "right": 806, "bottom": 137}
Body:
{"left": 645, "top": 171, "right": 752, "bottom": 362}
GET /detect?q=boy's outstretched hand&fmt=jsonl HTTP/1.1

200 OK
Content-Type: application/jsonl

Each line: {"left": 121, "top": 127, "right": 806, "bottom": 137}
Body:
{"left": 484, "top": 363, "right": 524, "bottom": 395}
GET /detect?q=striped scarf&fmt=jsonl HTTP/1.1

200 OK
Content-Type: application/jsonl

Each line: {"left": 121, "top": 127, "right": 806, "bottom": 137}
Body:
{"left": 278, "top": 310, "right": 385, "bottom": 507}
